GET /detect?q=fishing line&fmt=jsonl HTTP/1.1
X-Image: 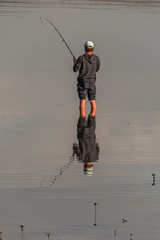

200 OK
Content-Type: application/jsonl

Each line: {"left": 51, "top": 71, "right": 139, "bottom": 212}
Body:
{"left": 39, "top": 17, "right": 75, "bottom": 59}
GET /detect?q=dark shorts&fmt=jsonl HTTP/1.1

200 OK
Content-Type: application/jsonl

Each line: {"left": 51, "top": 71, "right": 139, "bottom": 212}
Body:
{"left": 77, "top": 81, "right": 96, "bottom": 100}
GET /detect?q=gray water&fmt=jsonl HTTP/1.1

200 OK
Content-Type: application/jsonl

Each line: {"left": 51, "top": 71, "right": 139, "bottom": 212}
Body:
{"left": 1, "top": 0, "right": 160, "bottom": 239}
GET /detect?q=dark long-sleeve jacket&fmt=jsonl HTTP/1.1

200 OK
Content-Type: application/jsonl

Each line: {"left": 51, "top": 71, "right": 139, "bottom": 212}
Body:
{"left": 73, "top": 53, "right": 100, "bottom": 83}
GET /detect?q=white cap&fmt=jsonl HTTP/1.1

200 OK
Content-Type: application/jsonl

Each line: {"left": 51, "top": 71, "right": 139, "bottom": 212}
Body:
{"left": 84, "top": 41, "right": 94, "bottom": 49}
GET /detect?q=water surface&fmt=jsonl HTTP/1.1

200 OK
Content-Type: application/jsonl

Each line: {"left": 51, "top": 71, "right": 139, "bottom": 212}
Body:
{"left": 0, "top": 0, "right": 160, "bottom": 239}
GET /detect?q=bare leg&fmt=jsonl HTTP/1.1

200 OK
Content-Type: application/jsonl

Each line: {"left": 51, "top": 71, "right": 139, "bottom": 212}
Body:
{"left": 80, "top": 99, "right": 86, "bottom": 117}
{"left": 90, "top": 100, "right": 96, "bottom": 116}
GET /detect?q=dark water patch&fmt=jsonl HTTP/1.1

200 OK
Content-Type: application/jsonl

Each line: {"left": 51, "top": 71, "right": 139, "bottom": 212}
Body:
{"left": 0, "top": 0, "right": 58, "bottom": 15}
{"left": 53, "top": 0, "right": 160, "bottom": 9}
{"left": 0, "top": 0, "right": 160, "bottom": 15}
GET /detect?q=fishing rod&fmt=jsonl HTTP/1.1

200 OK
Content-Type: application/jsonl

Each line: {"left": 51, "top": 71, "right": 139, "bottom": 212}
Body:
{"left": 40, "top": 17, "right": 75, "bottom": 59}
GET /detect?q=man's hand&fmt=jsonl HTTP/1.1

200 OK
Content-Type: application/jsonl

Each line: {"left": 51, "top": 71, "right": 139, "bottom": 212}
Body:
{"left": 73, "top": 57, "right": 77, "bottom": 64}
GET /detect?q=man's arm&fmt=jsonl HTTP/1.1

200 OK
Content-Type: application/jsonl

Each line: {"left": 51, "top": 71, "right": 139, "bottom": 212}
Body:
{"left": 73, "top": 56, "right": 82, "bottom": 72}
{"left": 96, "top": 56, "right": 100, "bottom": 72}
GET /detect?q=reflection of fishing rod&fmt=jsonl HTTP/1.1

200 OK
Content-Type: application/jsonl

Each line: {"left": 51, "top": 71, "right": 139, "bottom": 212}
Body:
{"left": 40, "top": 17, "right": 75, "bottom": 59}
{"left": 40, "top": 156, "right": 75, "bottom": 187}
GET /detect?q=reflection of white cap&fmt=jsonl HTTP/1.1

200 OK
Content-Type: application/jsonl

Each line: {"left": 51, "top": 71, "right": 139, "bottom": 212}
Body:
{"left": 84, "top": 41, "right": 94, "bottom": 49}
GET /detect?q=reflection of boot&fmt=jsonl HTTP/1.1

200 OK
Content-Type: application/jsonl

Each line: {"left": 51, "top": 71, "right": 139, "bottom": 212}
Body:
{"left": 77, "top": 117, "right": 87, "bottom": 137}
{"left": 87, "top": 115, "right": 95, "bottom": 126}
{"left": 0, "top": 232, "right": 3, "bottom": 240}
{"left": 78, "top": 117, "right": 87, "bottom": 126}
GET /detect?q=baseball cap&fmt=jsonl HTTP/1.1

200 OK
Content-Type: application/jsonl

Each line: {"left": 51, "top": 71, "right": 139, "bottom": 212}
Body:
{"left": 84, "top": 41, "right": 94, "bottom": 49}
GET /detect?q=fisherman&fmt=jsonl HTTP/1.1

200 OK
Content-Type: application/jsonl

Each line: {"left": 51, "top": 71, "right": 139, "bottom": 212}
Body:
{"left": 73, "top": 41, "right": 100, "bottom": 117}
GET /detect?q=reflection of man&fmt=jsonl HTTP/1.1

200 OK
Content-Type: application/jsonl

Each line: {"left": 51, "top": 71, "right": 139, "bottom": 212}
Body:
{"left": 73, "top": 115, "right": 100, "bottom": 175}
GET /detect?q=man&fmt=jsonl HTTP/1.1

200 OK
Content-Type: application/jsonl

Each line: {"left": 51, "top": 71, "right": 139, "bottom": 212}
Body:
{"left": 73, "top": 41, "right": 100, "bottom": 117}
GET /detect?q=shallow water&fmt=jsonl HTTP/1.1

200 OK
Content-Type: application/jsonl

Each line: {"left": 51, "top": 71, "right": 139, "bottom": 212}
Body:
{"left": 1, "top": 0, "right": 160, "bottom": 239}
